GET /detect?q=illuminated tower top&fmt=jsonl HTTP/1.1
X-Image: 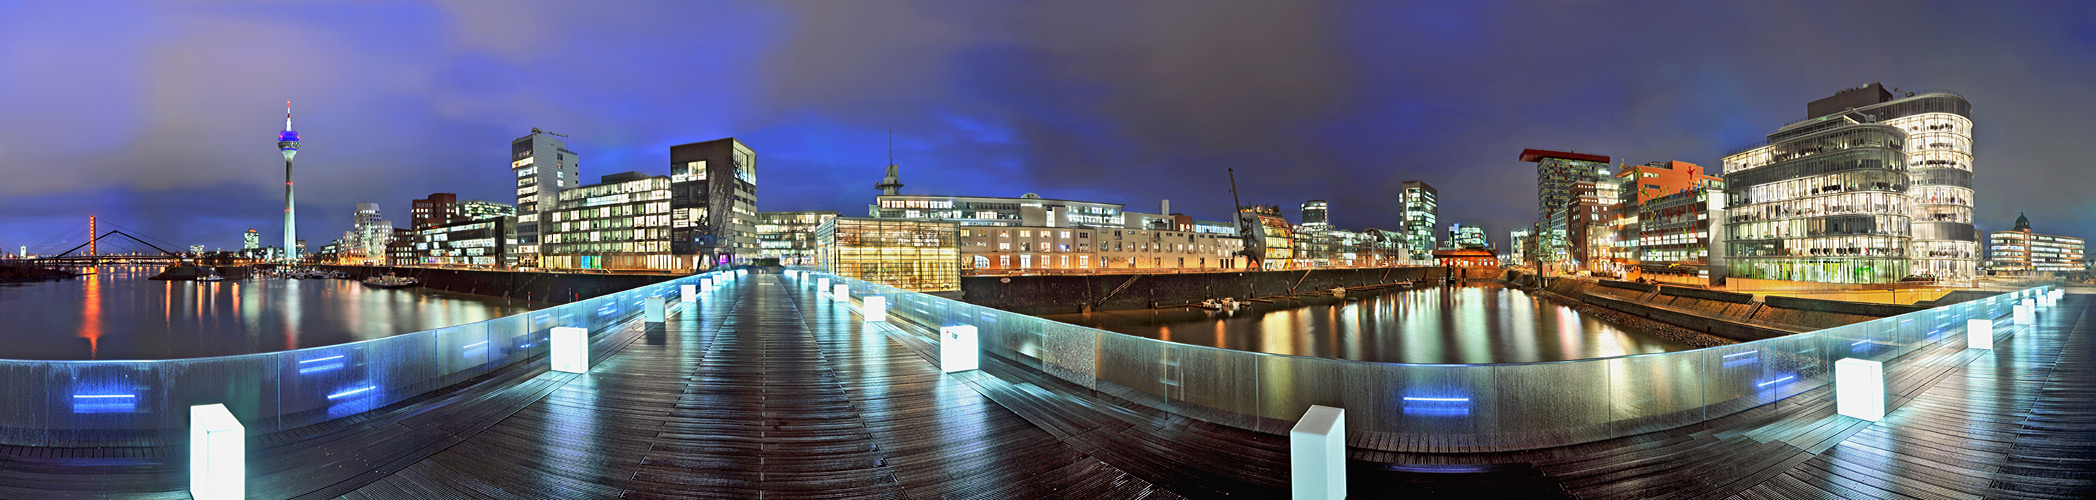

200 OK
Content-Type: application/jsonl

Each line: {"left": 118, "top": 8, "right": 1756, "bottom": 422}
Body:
{"left": 278, "top": 101, "right": 299, "bottom": 152}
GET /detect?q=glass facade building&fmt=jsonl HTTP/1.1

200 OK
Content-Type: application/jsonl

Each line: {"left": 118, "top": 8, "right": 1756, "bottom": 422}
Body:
{"left": 1783, "top": 85, "right": 1976, "bottom": 278}
{"left": 756, "top": 210, "right": 837, "bottom": 266}
{"left": 1987, "top": 213, "right": 2085, "bottom": 275}
{"left": 1400, "top": 180, "right": 1437, "bottom": 262}
{"left": 1519, "top": 149, "right": 1611, "bottom": 267}
{"left": 816, "top": 217, "right": 960, "bottom": 292}
{"left": 1298, "top": 200, "right": 1329, "bottom": 232}
{"left": 1722, "top": 122, "right": 1911, "bottom": 283}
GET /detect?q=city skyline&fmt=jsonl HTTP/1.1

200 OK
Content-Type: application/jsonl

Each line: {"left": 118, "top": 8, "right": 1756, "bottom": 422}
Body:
{"left": 2, "top": 2, "right": 2094, "bottom": 252}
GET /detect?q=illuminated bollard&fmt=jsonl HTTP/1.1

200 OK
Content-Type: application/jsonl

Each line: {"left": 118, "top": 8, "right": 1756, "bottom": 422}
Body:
{"left": 189, "top": 403, "right": 244, "bottom": 500}
{"left": 2015, "top": 304, "right": 2033, "bottom": 326}
{"left": 1289, "top": 405, "right": 1346, "bottom": 500}
{"left": 681, "top": 284, "right": 696, "bottom": 303}
{"left": 1835, "top": 358, "right": 1885, "bottom": 421}
{"left": 940, "top": 325, "right": 979, "bottom": 372}
{"left": 817, "top": 278, "right": 831, "bottom": 295}
{"left": 551, "top": 326, "right": 589, "bottom": 374}
{"left": 834, "top": 284, "right": 851, "bottom": 302}
{"left": 702, "top": 277, "right": 714, "bottom": 291}
{"left": 1967, "top": 318, "right": 1994, "bottom": 350}
{"left": 863, "top": 296, "right": 887, "bottom": 322}
{"left": 645, "top": 296, "right": 667, "bottom": 323}
{"left": 2022, "top": 297, "right": 2036, "bottom": 311}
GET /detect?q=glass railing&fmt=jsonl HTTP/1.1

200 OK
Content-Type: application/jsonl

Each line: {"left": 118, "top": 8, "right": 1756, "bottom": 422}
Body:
{"left": 0, "top": 273, "right": 713, "bottom": 446}
{"left": 801, "top": 270, "right": 2048, "bottom": 452}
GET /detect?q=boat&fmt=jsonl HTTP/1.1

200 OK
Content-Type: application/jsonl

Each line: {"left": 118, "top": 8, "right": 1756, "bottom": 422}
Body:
{"left": 197, "top": 273, "right": 224, "bottom": 282}
{"left": 361, "top": 273, "right": 420, "bottom": 289}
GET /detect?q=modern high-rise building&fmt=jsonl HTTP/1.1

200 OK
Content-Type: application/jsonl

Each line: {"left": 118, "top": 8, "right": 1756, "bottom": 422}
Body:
{"left": 1447, "top": 223, "right": 1488, "bottom": 250}
{"left": 411, "top": 193, "right": 458, "bottom": 230}
{"left": 1722, "top": 115, "right": 1910, "bottom": 283}
{"left": 669, "top": 138, "right": 760, "bottom": 269}
{"left": 1400, "top": 180, "right": 1437, "bottom": 262}
{"left": 511, "top": 128, "right": 581, "bottom": 268}
{"left": 346, "top": 203, "right": 395, "bottom": 265}
{"left": 1299, "top": 200, "right": 1330, "bottom": 232}
{"left": 1520, "top": 149, "right": 1611, "bottom": 266}
{"left": 278, "top": 102, "right": 300, "bottom": 262}
{"left": 1567, "top": 179, "right": 1620, "bottom": 269}
{"left": 1987, "top": 213, "right": 2085, "bottom": 276}
{"left": 243, "top": 229, "right": 260, "bottom": 250}
{"left": 1799, "top": 83, "right": 1978, "bottom": 279}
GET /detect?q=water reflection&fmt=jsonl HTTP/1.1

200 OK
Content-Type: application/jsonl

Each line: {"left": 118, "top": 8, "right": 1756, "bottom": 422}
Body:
{"left": 0, "top": 267, "right": 541, "bottom": 361}
{"left": 1042, "top": 283, "right": 1692, "bottom": 364}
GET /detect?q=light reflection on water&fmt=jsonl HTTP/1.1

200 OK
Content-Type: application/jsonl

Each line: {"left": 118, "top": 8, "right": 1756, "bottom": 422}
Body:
{"left": 1041, "top": 282, "right": 1692, "bottom": 364}
{"left": 0, "top": 266, "right": 541, "bottom": 361}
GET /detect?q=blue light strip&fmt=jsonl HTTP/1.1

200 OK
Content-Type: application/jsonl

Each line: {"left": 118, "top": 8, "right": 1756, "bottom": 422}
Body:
{"left": 72, "top": 394, "right": 136, "bottom": 399}
{"left": 1402, "top": 396, "right": 1470, "bottom": 402}
{"left": 327, "top": 386, "right": 375, "bottom": 399}
{"left": 1757, "top": 376, "right": 1795, "bottom": 387}
{"left": 463, "top": 341, "right": 488, "bottom": 350}
{"left": 1721, "top": 351, "right": 1756, "bottom": 359}
{"left": 299, "top": 355, "right": 345, "bottom": 364}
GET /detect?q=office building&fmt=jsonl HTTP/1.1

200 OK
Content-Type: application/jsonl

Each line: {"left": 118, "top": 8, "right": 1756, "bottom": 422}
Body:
{"left": 1507, "top": 229, "right": 1533, "bottom": 265}
{"left": 1625, "top": 188, "right": 1725, "bottom": 278}
{"left": 1520, "top": 149, "right": 1611, "bottom": 266}
{"left": 1400, "top": 181, "right": 1437, "bottom": 262}
{"left": 815, "top": 217, "right": 960, "bottom": 292}
{"left": 1794, "top": 83, "right": 1979, "bottom": 279}
{"left": 541, "top": 172, "right": 674, "bottom": 270}
{"left": 669, "top": 138, "right": 760, "bottom": 269}
{"left": 416, "top": 217, "right": 513, "bottom": 268}
{"left": 1987, "top": 213, "right": 2085, "bottom": 276}
{"left": 386, "top": 228, "right": 416, "bottom": 266}
{"left": 343, "top": 203, "right": 394, "bottom": 265}
{"left": 243, "top": 229, "right": 259, "bottom": 250}
{"left": 512, "top": 128, "right": 582, "bottom": 267}
{"left": 1567, "top": 179, "right": 1620, "bottom": 270}
{"left": 756, "top": 211, "right": 837, "bottom": 266}
{"left": 1447, "top": 223, "right": 1488, "bottom": 250}
{"left": 412, "top": 193, "right": 458, "bottom": 230}
{"left": 875, "top": 193, "right": 1125, "bottom": 228}
{"left": 1299, "top": 200, "right": 1330, "bottom": 232}
{"left": 1722, "top": 116, "right": 1910, "bottom": 284}
{"left": 1616, "top": 161, "right": 1724, "bottom": 205}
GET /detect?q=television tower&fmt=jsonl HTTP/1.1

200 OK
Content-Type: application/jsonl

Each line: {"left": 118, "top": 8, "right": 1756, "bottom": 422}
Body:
{"left": 278, "top": 102, "right": 300, "bottom": 262}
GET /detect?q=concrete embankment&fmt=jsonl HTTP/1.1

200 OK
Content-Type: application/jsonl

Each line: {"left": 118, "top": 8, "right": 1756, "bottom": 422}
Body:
{"left": 1509, "top": 271, "right": 1950, "bottom": 343}
{"left": 961, "top": 266, "right": 1503, "bottom": 315}
{"left": 320, "top": 265, "right": 681, "bottom": 303}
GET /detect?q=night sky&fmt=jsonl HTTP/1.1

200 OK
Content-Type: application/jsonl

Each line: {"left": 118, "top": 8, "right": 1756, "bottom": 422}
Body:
{"left": 2, "top": 1, "right": 2093, "bottom": 254}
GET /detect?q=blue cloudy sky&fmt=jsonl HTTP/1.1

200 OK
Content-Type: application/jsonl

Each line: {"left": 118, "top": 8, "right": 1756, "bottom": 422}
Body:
{"left": 1, "top": 1, "right": 2093, "bottom": 253}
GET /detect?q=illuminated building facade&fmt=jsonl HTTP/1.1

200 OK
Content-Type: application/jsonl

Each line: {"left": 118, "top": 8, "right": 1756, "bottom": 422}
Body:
{"left": 815, "top": 217, "right": 960, "bottom": 292}
{"left": 1792, "top": 83, "right": 1978, "bottom": 279}
{"left": 511, "top": 129, "right": 581, "bottom": 268}
{"left": 411, "top": 193, "right": 458, "bottom": 230}
{"left": 1987, "top": 213, "right": 2084, "bottom": 276}
{"left": 669, "top": 138, "right": 760, "bottom": 269}
{"left": 1400, "top": 180, "right": 1437, "bottom": 261}
{"left": 1507, "top": 229, "right": 1532, "bottom": 265}
{"left": 414, "top": 218, "right": 512, "bottom": 267}
{"left": 242, "top": 229, "right": 259, "bottom": 250}
{"left": 1722, "top": 120, "right": 1910, "bottom": 284}
{"left": 1520, "top": 149, "right": 1611, "bottom": 266}
{"left": 540, "top": 172, "right": 675, "bottom": 271}
{"left": 960, "top": 226, "right": 1243, "bottom": 274}
{"left": 1237, "top": 205, "right": 1295, "bottom": 270}
{"left": 1434, "top": 248, "right": 1499, "bottom": 268}
{"left": 1299, "top": 200, "right": 1330, "bottom": 232}
{"left": 1626, "top": 188, "right": 1725, "bottom": 278}
{"left": 1567, "top": 179, "right": 1620, "bottom": 269}
{"left": 1447, "top": 223, "right": 1489, "bottom": 250}
{"left": 457, "top": 200, "right": 516, "bottom": 221}
{"left": 874, "top": 193, "right": 1125, "bottom": 228}
{"left": 343, "top": 203, "right": 394, "bottom": 265}
{"left": 757, "top": 211, "right": 837, "bottom": 266}
{"left": 1616, "top": 160, "right": 1724, "bottom": 205}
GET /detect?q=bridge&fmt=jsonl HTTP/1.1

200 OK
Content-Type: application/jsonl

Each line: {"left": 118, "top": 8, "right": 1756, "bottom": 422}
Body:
{"left": 0, "top": 272, "right": 2090, "bottom": 498}
{"left": 6, "top": 216, "right": 189, "bottom": 268}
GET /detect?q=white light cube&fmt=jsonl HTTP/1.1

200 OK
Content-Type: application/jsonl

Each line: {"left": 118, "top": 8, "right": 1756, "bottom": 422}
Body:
{"left": 1835, "top": 358, "right": 1885, "bottom": 421}
{"left": 189, "top": 403, "right": 244, "bottom": 500}
{"left": 2022, "top": 297, "right": 2035, "bottom": 311}
{"left": 702, "top": 277, "right": 714, "bottom": 291}
{"left": 2015, "top": 304, "right": 2033, "bottom": 326}
{"left": 1289, "top": 405, "right": 1346, "bottom": 500}
{"left": 834, "top": 284, "right": 851, "bottom": 301}
{"left": 645, "top": 296, "right": 667, "bottom": 323}
{"left": 1967, "top": 318, "right": 1994, "bottom": 350}
{"left": 940, "top": 325, "right": 979, "bottom": 373}
{"left": 681, "top": 284, "right": 696, "bottom": 303}
{"left": 863, "top": 296, "right": 887, "bottom": 322}
{"left": 817, "top": 278, "right": 831, "bottom": 294}
{"left": 551, "top": 326, "right": 589, "bottom": 374}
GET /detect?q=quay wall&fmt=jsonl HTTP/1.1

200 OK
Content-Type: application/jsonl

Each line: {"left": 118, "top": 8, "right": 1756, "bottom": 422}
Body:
{"left": 319, "top": 265, "right": 682, "bottom": 303}
{"left": 960, "top": 266, "right": 1504, "bottom": 314}
{"left": 1510, "top": 271, "right": 1939, "bottom": 341}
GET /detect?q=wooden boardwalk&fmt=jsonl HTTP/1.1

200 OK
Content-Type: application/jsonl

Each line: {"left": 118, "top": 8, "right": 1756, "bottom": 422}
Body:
{"left": 1, "top": 274, "right": 2090, "bottom": 498}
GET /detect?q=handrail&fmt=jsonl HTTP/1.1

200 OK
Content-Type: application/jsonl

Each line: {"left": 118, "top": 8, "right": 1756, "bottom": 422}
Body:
{"left": 0, "top": 272, "right": 713, "bottom": 446}
{"left": 803, "top": 267, "right": 2047, "bottom": 453}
